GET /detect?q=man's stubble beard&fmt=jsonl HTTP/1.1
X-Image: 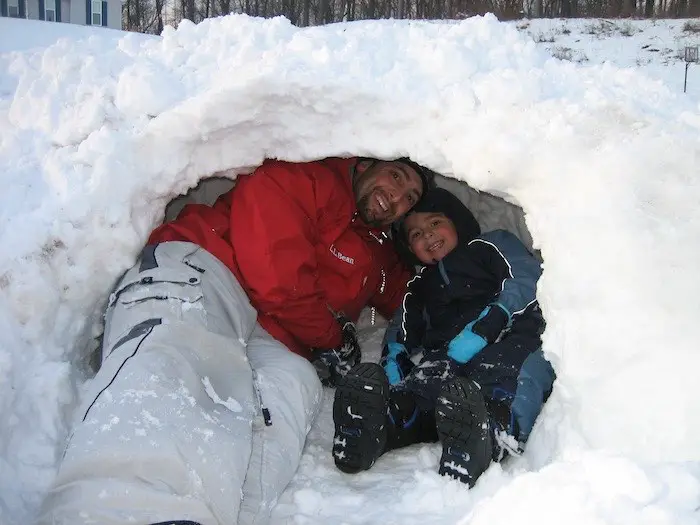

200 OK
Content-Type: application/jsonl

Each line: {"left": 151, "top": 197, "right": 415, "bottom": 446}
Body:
{"left": 356, "top": 193, "right": 383, "bottom": 228}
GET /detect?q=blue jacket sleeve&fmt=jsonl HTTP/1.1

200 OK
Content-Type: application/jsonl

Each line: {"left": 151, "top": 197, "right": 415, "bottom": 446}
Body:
{"left": 381, "top": 268, "right": 426, "bottom": 355}
{"left": 469, "top": 230, "right": 541, "bottom": 319}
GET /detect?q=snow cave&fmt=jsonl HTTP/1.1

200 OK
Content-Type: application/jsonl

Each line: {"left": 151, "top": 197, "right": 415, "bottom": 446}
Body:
{"left": 2, "top": 13, "right": 699, "bottom": 525}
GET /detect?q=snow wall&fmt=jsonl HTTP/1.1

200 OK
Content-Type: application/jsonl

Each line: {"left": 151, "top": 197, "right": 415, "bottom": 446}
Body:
{"left": 1, "top": 13, "right": 699, "bottom": 522}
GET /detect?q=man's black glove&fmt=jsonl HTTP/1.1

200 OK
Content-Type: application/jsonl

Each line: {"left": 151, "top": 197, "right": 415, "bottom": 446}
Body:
{"left": 312, "top": 315, "right": 361, "bottom": 387}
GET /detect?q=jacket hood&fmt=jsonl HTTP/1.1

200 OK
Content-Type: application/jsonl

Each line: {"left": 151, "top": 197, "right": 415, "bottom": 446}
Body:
{"left": 393, "top": 187, "right": 481, "bottom": 267}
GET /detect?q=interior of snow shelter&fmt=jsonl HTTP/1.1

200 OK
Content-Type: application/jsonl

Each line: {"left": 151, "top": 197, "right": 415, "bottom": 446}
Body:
{"left": 164, "top": 164, "right": 537, "bottom": 257}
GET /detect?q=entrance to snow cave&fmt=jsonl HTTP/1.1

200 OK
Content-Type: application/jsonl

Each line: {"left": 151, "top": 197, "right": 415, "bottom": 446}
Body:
{"left": 163, "top": 164, "right": 539, "bottom": 335}
{"left": 165, "top": 168, "right": 536, "bottom": 252}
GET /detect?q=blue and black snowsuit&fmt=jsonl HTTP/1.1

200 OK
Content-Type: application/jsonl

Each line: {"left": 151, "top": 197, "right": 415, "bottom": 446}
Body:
{"left": 382, "top": 191, "right": 555, "bottom": 455}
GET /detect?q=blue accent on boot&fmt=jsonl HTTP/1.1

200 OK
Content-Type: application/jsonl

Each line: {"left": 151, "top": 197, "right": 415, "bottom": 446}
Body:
{"left": 402, "top": 407, "right": 418, "bottom": 429}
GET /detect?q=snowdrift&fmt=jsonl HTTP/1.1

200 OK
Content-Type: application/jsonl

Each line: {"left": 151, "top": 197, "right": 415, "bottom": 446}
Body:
{"left": 1, "top": 14, "right": 699, "bottom": 524}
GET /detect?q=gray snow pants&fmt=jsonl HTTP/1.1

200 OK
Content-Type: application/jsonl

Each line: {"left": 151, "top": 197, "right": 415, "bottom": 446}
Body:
{"left": 36, "top": 242, "right": 323, "bottom": 525}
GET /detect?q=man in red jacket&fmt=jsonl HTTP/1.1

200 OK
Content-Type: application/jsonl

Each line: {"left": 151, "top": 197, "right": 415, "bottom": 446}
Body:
{"left": 38, "top": 157, "right": 432, "bottom": 525}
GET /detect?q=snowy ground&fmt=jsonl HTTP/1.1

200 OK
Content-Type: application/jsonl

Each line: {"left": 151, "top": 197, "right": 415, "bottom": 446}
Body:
{"left": 1, "top": 14, "right": 700, "bottom": 525}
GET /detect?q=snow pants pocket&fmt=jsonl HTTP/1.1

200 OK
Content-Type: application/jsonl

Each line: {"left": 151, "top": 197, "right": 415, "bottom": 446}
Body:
{"left": 103, "top": 244, "right": 206, "bottom": 360}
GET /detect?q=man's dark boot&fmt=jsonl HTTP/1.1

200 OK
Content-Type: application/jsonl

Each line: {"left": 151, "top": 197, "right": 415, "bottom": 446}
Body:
{"left": 435, "top": 377, "right": 493, "bottom": 487}
{"left": 332, "top": 363, "right": 389, "bottom": 473}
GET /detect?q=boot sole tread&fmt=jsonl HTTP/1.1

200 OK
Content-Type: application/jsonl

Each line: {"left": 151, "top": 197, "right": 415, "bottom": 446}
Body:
{"left": 333, "top": 363, "right": 389, "bottom": 473}
{"left": 435, "top": 378, "right": 491, "bottom": 487}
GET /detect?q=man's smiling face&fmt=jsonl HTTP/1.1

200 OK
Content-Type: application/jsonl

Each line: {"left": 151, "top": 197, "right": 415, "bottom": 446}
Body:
{"left": 353, "top": 160, "right": 423, "bottom": 227}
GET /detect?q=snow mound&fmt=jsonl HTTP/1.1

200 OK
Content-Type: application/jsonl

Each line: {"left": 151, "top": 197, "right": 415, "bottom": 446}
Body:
{"left": 1, "top": 14, "right": 699, "bottom": 524}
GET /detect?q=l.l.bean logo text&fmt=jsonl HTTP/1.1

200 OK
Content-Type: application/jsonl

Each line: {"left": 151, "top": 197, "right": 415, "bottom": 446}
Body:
{"left": 329, "top": 244, "right": 355, "bottom": 265}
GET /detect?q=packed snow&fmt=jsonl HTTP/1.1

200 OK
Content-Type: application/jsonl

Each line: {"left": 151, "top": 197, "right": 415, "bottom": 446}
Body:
{"left": 1, "top": 14, "right": 700, "bottom": 525}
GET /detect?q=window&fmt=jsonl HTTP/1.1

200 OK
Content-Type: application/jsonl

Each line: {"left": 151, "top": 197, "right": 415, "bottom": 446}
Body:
{"left": 8, "top": 0, "right": 19, "bottom": 17}
{"left": 45, "top": 0, "right": 56, "bottom": 20}
{"left": 91, "top": 0, "right": 102, "bottom": 25}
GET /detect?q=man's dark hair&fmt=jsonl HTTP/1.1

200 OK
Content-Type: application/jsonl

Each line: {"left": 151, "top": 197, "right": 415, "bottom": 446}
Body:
{"left": 393, "top": 157, "right": 437, "bottom": 197}
{"left": 356, "top": 157, "right": 437, "bottom": 198}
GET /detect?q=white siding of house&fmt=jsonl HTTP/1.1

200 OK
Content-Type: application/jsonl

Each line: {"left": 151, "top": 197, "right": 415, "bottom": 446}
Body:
{"left": 70, "top": 0, "right": 83, "bottom": 23}
{"left": 60, "top": 0, "right": 69, "bottom": 21}
{"left": 106, "top": 0, "right": 118, "bottom": 29}
{"left": 26, "top": 0, "right": 39, "bottom": 19}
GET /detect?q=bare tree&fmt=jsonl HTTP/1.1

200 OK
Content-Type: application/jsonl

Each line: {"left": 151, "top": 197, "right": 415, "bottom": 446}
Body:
{"left": 123, "top": 0, "right": 157, "bottom": 33}
{"left": 644, "top": 0, "right": 655, "bottom": 16}
{"left": 125, "top": 0, "right": 698, "bottom": 40}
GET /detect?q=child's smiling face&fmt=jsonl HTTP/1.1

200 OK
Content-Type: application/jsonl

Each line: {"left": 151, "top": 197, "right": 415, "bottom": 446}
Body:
{"left": 404, "top": 211, "right": 458, "bottom": 264}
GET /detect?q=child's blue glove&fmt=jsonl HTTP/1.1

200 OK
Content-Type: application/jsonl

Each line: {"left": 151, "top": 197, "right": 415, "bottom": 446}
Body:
{"left": 447, "top": 313, "right": 488, "bottom": 364}
{"left": 381, "top": 342, "right": 413, "bottom": 385}
{"left": 447, "top": 304, "right": 510, "bottom": 364}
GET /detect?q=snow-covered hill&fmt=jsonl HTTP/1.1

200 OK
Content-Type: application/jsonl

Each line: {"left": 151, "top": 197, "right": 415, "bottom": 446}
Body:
{"left": 0, "top": 14, "right": 699, "bottom": 525}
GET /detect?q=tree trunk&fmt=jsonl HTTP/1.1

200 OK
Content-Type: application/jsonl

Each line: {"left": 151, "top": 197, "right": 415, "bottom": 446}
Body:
{"left": 155, "top": 0, "right": 163, "bottom": 33}
{"left": 644, "top": 0, "right": 654, "bottom": 16}
{"left": 135, "top": 0, "right": 142, "bottom": 29}
{"left": 302, "top": 0, "right": 309, "bottom": 25}
{"left": 561, "top": 0, "right": 571, "bottom": 16}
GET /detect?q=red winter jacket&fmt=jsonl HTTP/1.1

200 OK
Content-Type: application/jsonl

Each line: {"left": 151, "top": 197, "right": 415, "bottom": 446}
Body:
{"left": 148, "top": 158, "right": 410, "bottom": 360}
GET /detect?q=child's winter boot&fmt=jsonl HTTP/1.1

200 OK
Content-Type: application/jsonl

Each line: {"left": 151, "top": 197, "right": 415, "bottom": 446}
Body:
{"left": 332, "top": 363, "right": 390, "bottom": 473}
{"left": 486, "top": 399, "right": 525, "bottom": 462}
{"left": 435, "top": 377, "right": 493, "bottom": 487}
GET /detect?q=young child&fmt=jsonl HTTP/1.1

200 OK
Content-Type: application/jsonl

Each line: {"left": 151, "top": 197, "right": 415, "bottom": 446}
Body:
{"left": 332, "top": 188, "right": 555, "bottom": 487}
